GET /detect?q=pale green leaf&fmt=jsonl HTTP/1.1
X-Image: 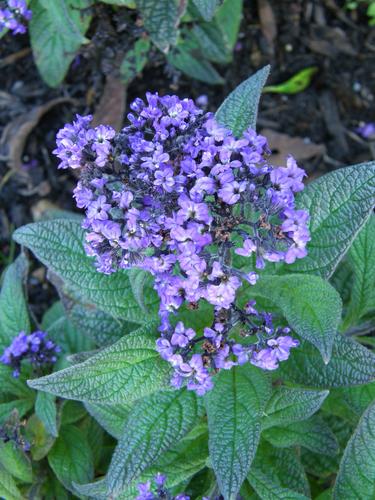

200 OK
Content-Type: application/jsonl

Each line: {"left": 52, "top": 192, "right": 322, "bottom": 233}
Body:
{"left": 0, "top": 441, "right": 33, "bottom": 483}
{"left": 192, "top": 0, "right": 221, "bottom": 21}
{"left": 0, "top": 470, "right": 23, "bottom": 500}
{"left": 215, "top": 65, "right": 270, "bottom": 135}
{"left": 287, "top": 162, "right": 375, "bottom": 278}
{"left": 27, "top": 323, "right": 171, "bottom": 404}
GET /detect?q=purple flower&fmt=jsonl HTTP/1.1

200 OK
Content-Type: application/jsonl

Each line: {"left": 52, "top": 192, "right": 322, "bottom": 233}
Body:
{"left": 268, "top": 336, "right": 299, "bottom": 361}
{"left": 0, "top": 0, "right": 31, "bottom": 35}
{"left": 1, "top": 331, "right": 60, "bottom": 377}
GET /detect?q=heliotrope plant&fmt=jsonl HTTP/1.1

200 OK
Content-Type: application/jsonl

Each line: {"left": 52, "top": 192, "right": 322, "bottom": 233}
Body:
{"left": 1, "top": 66, "right": 375, "bottom": 499}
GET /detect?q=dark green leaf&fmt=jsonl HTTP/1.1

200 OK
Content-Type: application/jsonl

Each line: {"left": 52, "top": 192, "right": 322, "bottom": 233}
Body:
{"left": 205, "top": 364, "right": 271, "bottom": 499}
{"left": 48, "top": 425, "right": 94, "bottom": 494}
{"left": 214, "top": 0, "right": 242, "bottom": 50}
{"left": 248, "top": 467, "right": 309, "bottom": 500}
{"left": 286, "top": 162, "right": 375, "bottom": 278}
{"left": 29, "top": 0, "right": 91, "bottom": 87}
{"left": 85, "top": 402, "right": 131, "bottom": 439}
{"left": 281, "top": 334, "right": 375, "bottom": 388}
{"left": 0, "top": 470, "right": 23, "bottom": 500}
{"left": 333, "top": 400, "right": 375, "bottom": 499}
{"left": 135, "top": 0, "right": 185, "bottom": 52}
{"left": 262, "top": 387, "right": 328, "bottom": 429}
{"left": 250, "top": 274, "right": 342, "bottom": 363}
{"left": 0, "top": 254, "right": 30, "bottom": 350}
{"left": 0, "top": 441, "right": 33, "bottom": 483}
{"left": 192, "top": 0, "right": 221, "bottom": 21}
{"left": 13, "top": 220, "right": 158, "bottom": 322}
{"left": 120, "top": 38, "right": 151, "bottom": 84}
{"left": 27, "top": 323, "right": 171, "bottom": 404}
{"left": 106, "top": 389, "right": 203, "bottom": 495}
{"left": 215, "top": 65, "right": 270, "bottom": 135}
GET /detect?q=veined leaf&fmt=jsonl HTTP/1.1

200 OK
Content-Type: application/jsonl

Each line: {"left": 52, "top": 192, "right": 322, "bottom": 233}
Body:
{"left": 214, "top": 0, "right": 242, "bottom": 50}
{"left": 35, "top": 392, "right": 58, "bottom": 438}
{"left": 287, "top": 162, "right": 375, "bottom": 278}
{"left": 0, "top": 470, "right": 23, "bottom": 500}
{"left": 0, "top": 441, "right": 33, "bottom": 483}
{"left": 192, "top": 0, "right": 221, "bottom": 21}
{"left": 281, "top": 334, "right": 375, "bottom": 388}
{"left": 215, "top": 65, "right": 270, "bottom": 135}
{"left": 344, "top": 215, "right": 375, "bottom": 328}
{"left": 248, "top": 466, "right": 309, "bottom": 500}
{"left": 135, "top": 0, "right": 185, "bottom": 52}
{"left": 262, "top": 387, "right": 328, "bottom": 429}
{"left": 0, "top": 254, "right": 30, "bottom": 350}
{"left": 263, "top": 416, "right": 339, "bottom": 456}
{"left": 27, "top": 323, "right": 171, "bottom": 404}
{"left": 333, "top": 400, "right": 375, "bottom": 499}
{"left": 85, "top": 402, "right": 131, "bottom": 439}
{"left": 205, "top": 364, "right": 271, "bottom": 499}
{"left": 249, "top": 274, "right": 342, "bottom": 363}
{"left": 13, "top": 219, "right": 159, "bottom": 322}
{"left": 106, "top": 389, "right": 203, "bottom": 495}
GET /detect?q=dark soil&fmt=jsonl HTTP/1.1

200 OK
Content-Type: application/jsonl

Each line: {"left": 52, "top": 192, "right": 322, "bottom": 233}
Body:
{"left": 0, "top": 0, "right": 374, "bottom": 316}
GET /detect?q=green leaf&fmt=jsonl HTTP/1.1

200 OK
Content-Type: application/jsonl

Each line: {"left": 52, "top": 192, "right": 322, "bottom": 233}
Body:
{"left": 29, "top": 0, "right": 92, "bottom": 87}
{"left": 0, "top": 398, "right": 35, "bottom": 424}
{"left": 27, "top": 323, "right": 171, "bottom": 404}
{"left": 0, "top": 254, "right": 30, "bottom": 350}
{"left": 0, "top": 470, "right": 23, "bottom": 500}
{"left": 248, "top": 466, "right": 309, "bottom": 500}
{"left": 135, "top": 0, "right": 185, "bottom": 52}
{"left": 262, "top": 387, "right": 328, "bottom": 429}
{"left": 215, "top": 65, "right": 270, "bottom": 135}
{"left": 0, "top": 441, "right": 33, "bottom": 483}
{"left": 167, "top": 41, "right": 224, "bottom": 84}
{"left": 120, "top": 38, "right": 151, "bottom": 85}
{"left": 263, "top": 67, "right": 318, "bottom": 94}
{"left": 106, "top": 389, "right": 203, "bottom": 495}
{"left": 85, "top": 402, "right": 131, "bottom": 439}
{"left": 344, "top": 215, "right": 375, "bottom": 327}
{"left": 192, "top": 0, "right": 221, "bottom": 21}
{"left": 335, "top": 381, "right": 375, "bottom": 417}
{"left": 13, "top": 219, "right": 158, "bottom": 322}
{"left": 192, "top": 23, "right": 232, "bottom": 64}
{"left": 250, "top": 274, "right": 342, "bottom": 363}
{"left": 26, "top": 414, "right": 56, "bottom": 461}
{"left": 35, "top": 391, "right": 58, "bottom": 438}
{"left": 286, "top": 162, "right": 375, "bottom": 278}
{"left": 205, "top": 364, "right": 271, "bottom": 499}
{"left": 333, "top": 400, "right": 375, "bottom": 499}
{"left": 101, "top": 0, "right": 136, "bottom": 5}
{"left": 48, "top": 425, "right": 94, "bottom": 494}
{"left": 281, "top": 334, "right": 375, "bottom": 388}
{"left": 263, "top": 416, "right": 339, "bottom": 456}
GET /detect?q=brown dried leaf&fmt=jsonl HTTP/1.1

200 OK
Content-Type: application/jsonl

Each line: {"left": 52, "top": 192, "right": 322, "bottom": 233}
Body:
{"left": 0, "top": 97, "right": 75, "bottom": 171}
{"left": 307, "top": 26, "right": 357, "bottom": 58}
{"left": 91, "top": 75, "right": 127, "bottom": 131}
{"left": 257, "top": 0, "right": 277, "bottom": 52}
{"left": 262, "top": 128, "right": 326, "bottom": 165}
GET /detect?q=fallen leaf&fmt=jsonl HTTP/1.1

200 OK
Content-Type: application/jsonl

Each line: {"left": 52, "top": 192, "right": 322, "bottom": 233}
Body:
{"left": 262, "top": 128, "right": 326, "bottom": 165}
{"left": 91, "top": 75, "right": 127, "bottom": 131}
{"left": 0, "top": 97, "right": 75, "bottom": 170}
{"left": 307, "top": 26, "right": 356, "bottom": 58}
{"left": 257, "top": 0, "right": 277, "bottom": 53}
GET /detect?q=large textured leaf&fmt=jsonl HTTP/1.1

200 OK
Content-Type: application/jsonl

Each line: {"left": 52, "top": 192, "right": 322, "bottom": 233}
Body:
{"left": 250, "top": 274, "right": 342, "bottom": 363}
{"left": 205, "top": 364, "right": 271, "bottom": 499}
{"left": 248, "top": 467, "right": 309, "bottom": 500}
{"left": 48, "top": 425, "right": 94, "bottom": 494}
{"left": 135, "top": 0, "right": 185, "bottom": 52}
{"left": 333, "top": 400, "right": 375, "bottom": 499}
{"left": 28, "top": 323, "right": 171, "bottom": 404}
{"left": 85, "top": 402, "right": 131, "bottom": 439}
{"left": 215, "top": 65, "right": 270, "bottom": 135}
{"left": 263, "top": 416, "right": 339, "bottom": 456}
{"left": 214, "top": 0, "right": 242, "bottom": 50}
{"left": 337, "top": 381, "right": 375, "bottom": 417}
{"left": 106, "top": 389, "right": 203, "bottom": 495}
{"left": 281, "top": 334, "right": 375, "bottom": 388}
{"left": 13, "top": 220, "right": 158, "bottom": 322}
{"left": 29, "top": 0, "right": 91, "bottom": 87}
{"left": 262, "top": 387, "right": 328, "bottom": 429}
{"left": 344, "top": 215, "right": 375, "bottom": 327}
{"left": 287, "top": 162, "right": 375, "bottom": 278}
{"left": 0, "top": 254, "right": 30, "bottom": 350}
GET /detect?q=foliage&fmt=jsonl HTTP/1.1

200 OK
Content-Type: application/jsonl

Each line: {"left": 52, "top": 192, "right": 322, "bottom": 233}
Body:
{"left": 0, "top": 66, "right": 375, "bottom": 499}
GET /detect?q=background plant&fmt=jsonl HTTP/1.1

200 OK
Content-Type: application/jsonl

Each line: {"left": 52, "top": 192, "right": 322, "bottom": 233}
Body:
{"left": 0, "top": 64, "right": 374, "bottom": 499}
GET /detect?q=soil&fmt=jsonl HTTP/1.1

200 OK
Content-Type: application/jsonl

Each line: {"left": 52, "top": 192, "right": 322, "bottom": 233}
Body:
{"left": 0, "top": 0, "right": 374, "bottom": 316}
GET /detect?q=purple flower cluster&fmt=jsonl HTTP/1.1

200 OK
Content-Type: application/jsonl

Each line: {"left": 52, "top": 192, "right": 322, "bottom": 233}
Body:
{"left": 0, "top": 0, "right": 31, "bottom": 35}
{"left": 0, "top": 330, "right": 60, "bottom": 377}
{"left": 137, "top": 474, "right": 189, "bottom": 500}
{"left": 54, "top": 92, "right": 308, "bottom": 395}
